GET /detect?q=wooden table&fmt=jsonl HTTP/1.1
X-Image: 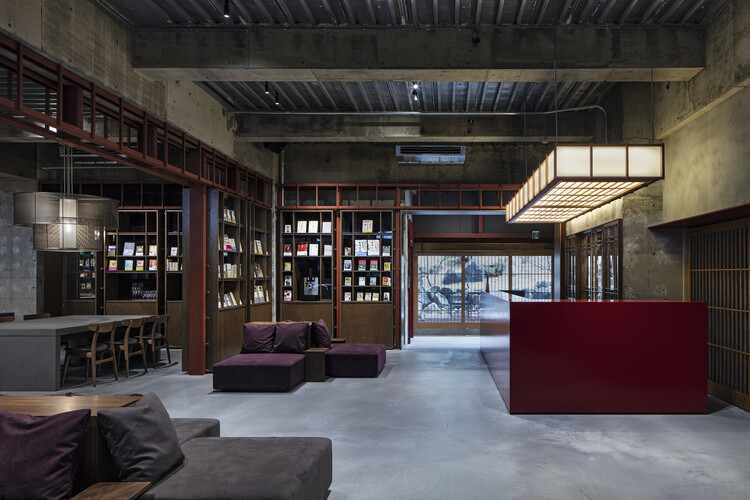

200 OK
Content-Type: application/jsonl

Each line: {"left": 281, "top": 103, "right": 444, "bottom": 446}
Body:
{"left": 0, "top": 395, "right": 141, "bottom": 494}
{"left": 0, "top": 315, "right": 145, "bottom": 391}
{"left": 304, "top": 348, "right": 329, "bottom": 382}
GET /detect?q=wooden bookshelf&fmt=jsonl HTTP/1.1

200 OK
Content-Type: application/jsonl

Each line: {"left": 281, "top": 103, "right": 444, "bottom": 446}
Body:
{"left": 250, "top": 203, "right": 272, "bottom": 321}
{"left": 164, "top": 209, "right": 183, "bottom": 347}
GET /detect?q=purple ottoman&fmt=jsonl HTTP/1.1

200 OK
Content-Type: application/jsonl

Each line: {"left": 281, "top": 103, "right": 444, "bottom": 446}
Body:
{"left": 213, "top": 353, "right": 305, "bottom": 392}
{"left": 325, "top": 343, "right": 386, "bottom": 378}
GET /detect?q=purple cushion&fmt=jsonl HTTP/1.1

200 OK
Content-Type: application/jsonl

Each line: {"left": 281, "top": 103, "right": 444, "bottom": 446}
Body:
{"left": 0, "top": 408, "right": 90, "bottom": 500}
{"left": 273, "top": 322, "right": 307, "bottom": 353}
{"left": 213, "top": 353, "right": 305, "bottom": 392}
{"left": 326, "top": 343, "right": 386, "bottom": 377}
{"left": 241, "top": 322, "right": 276, "bottom": 353}
{"left": 311, "top": 319, "right": 332, "bottom": 348}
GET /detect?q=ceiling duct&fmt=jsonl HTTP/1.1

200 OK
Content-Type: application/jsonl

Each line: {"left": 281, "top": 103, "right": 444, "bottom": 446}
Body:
{"left": 396, "top": 145, "right": 465, "bottom": 166}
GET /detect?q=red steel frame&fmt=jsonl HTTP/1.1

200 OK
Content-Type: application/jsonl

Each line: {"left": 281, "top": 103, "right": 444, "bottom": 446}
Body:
{"left": 0, "top": 33, "right": 271, "bottom": 207}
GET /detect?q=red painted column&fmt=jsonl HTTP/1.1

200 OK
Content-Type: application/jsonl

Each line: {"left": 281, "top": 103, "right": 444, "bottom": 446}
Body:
{"left": 188, "top": 183, "right": 207, "bottom": 375}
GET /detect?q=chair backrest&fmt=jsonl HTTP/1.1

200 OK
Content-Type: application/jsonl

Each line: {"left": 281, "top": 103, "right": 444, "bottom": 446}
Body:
{"left": 155, "top": 314, "right": 169, "bottom": 340}
{"left": 87, "top": 321, "right": 116, "bottom": 351}
{"left": 122, "top": 317, "right": 145, "bottom": 345}
{"left": 23, "top": 313, "right": 51, "bottom": 320}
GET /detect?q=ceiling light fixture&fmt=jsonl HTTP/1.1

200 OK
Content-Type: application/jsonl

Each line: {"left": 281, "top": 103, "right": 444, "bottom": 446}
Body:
{"left": 274, "top": 92, "right": 280, "bottom": 106}
{"left": 13, "top": 146, "right": 119, "bottom": 251}
{"left": 505, "top": 144, "right": 663, "bottom": 223}
{"left": 264, "top": 82, "right": 270, "bottom": 94}
{"left": 412, "top": 89, "right": 418, "bottom": 101}
{"left": 412, "top": 82, "right": 419, "bottom": 90}
{"left": 223, "top": 0, "right": 230, "bottom": 18}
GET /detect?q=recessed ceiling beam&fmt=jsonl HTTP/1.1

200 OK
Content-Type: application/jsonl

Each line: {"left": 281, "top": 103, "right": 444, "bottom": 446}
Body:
{"left": 132, "top": 26, "right": 704, "bottom": 82}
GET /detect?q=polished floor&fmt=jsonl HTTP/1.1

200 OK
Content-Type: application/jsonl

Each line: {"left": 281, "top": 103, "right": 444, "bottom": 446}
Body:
{"left": 18, "top": 336, "right": 750, "bottom": 499}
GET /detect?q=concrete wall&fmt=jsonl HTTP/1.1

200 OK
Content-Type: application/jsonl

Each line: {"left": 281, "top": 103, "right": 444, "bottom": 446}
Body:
{"left": 282, "top": 143, "right": 550, "bottom": 185}
{"left": 0, "top": 180, "right": 41, "bottom": 317}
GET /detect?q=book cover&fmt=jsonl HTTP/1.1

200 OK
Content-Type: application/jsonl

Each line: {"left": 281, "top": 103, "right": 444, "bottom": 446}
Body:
{"left": 308, "top": 220, "right": 319, "bottom": 233}
{"left": 283, "top": 244, "right": 293, "bottom": 256}
{"left": 296, "top": 241, "right": 308, "bottom": 256}
{"left": 254, "top": 240, "right": 263, "bottom": 254}
{"left": 344, "top": 276, "right": 351, "bottom": 286}
{"left": 283, "top": 290, "right": 292, "bottom": 301}
{"left": 382, "top": 245, "right": 391, "bottom": 256}
{"left": 284, "top": 261, "right": 292, "bottom": 271}
{"left": 367, "top": 239, "right": 380, "bottom": 256}
{"left": 124, "top": 259, "right": 133, "bottom": 271}
{"left": 369, "top": 276, "right": 377, "bottom": 286}
{"left": 228, "top": 292, "right": 237, "bottom": 306}
{"left": 354, "top": 240, "right": 367, "bottom": 256}
{"left": 135, "top": 259, "right": 145, "bottom": 271}
{"left": 255, "top": 262, "right": 264, "bottom": 278}
{"left": 343, "top": 259, "right": 352, "bottom": 271}
{"left": 284, "top": 275, "right": 293, "bottom": 287}
{"left": 107, "top": 245, "right": 116, "bottom": 256}
{"left": 108, "top": 260, "right": 117, "bottom": 271}
{"left": 364, "top": 292, "right": 372, "bottom": 301}
{"left": 356, "top": 292, "right": 364, "bottom": 301}
{"left": 372, "top": 292, "right": 380, "bottom": 301}
{"left": 358, "top": 259, "right": 366, "bottom": 271}
{"left": 344, "top": 246, "right": 351, "bottom": 256}
{"left": 321, "top": 221, "right": 332, "bottom": 234}
{"left": 382, "top": 276, "right": 391, "bottom": 286}
{"left": 362, "top": 219, "right": 373, "bottom": 233}
{"left": 383, "top": 261, "right": 391, "bottom": 271}
{"left": 308, "top": 243, "right": 319, "bottom": 256}
{"left": 148, "top": 259, "right": 157, "bottom": 271}
{"left": 135, "top": 245, "right": 144, "bottom": 256}
{"left": 170, "top": 246, "right": 179, "bottom": 257}
{"left": 383, "top": 292, "right": 390, "bottom": 301}
{"left": 344, "top": 292, "right": 352, "bottom": 301}
{"left": 358, "top": 276, "right": 366, "bottom": 286}
{"left": 323, "top": 244, "right": 332, "bottom": 256}
{"left": 369, "top": 259, "right": 378, "bottom": 271}
{"left": 284, "top": 224, "right": 292, "bottom": 234}
{"left": 296, "top": 220, "right": 307, "bottom": 233}
{"left": 123, "top": 242, "right": 135, "bottom": 256}
{"left": 148, "top": 245, "right": 157, "bottom": 256}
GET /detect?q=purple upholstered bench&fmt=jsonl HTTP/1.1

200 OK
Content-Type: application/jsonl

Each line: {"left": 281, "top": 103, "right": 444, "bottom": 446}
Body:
{"left": 325, "top": 343, "right": 386, "bottom": 378}
{"left": 213, "top": 353, "right": 305, "bottom": 392}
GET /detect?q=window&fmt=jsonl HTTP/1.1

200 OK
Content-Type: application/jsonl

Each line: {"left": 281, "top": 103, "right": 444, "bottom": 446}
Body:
{"left": 566, "top": 220, "right": 621, "bottom": 300}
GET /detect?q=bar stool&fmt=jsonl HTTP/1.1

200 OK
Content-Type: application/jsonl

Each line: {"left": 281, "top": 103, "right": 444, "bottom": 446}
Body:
{"left": 61, "top": 321, "right": 118, "bottom": 387}
{"left": 115, "top": 317, "right": 148, "bottom": 377}
{"left": 144, "top": 314, "right": 172, "bottom": 368}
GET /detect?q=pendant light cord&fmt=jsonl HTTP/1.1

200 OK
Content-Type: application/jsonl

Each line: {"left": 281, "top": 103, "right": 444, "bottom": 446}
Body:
{"left": 554, "top": 24, "right": 558, "bottom": 146}
{"left": 650, "top": 24, "right": 655, "bottom": 145}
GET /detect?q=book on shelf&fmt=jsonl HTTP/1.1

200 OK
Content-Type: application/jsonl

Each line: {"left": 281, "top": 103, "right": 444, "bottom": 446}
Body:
{"left": 354, "top": 240, "right": 367, "bottom": 256}
{"left": 167, "top": 260, "right": 179, "bottom": 272}
{"left": 223, "top": 236, "right": 237, "bottom": 252}
{"left": 108, "top": 260, "right": 117, "bottom": 271}
{"left": 383, "top": 291, "right": 390, "bottom": 301}
{"left": 283, "top": 244, "right": 293, "bottom": 256}
{"left": 344, "top": 292, "right": 352, "bottom": 301}
{"left": 230, "top": 210, "right": 236, "bottom": 223}
{"left": 344, "top": 276, "right": 351, "bottom": 287}
{"left": 382, "top": 245, "right": 391, "bottom": 256}
{"left": 296, "top": 220, "right": 307, "bottom": 233}
{"left": 254, "top": 286, "right": 264, "bottom": 303}
{"left": 123, "top": 242, "right": 135, "bottom": 256}
{"left": 124, "top": 259, "right": 133, "bottom": 271}
{"left": 358, "top": 276, "right": 366, "bottom": 286}
{"left": 308, "top": 243, "right": 319, "bottom": 256}
{"left": 323, "top": 244, "right": 332, "bottom": 256}
{"left": 367, "top": 239, "right": 380, "bottom": 256}
{"left": 283, "top": 289, "right": 292, "bottom": 301}
{"left": 369, "top": 276, "right": 377, "bottom": 286}
{"left": 148, "top": 245, "right": 157, "bottom": 256}
{"left": 296, "top": 242, "right": 308, "bottom": 256}
{"left": 382, "top": 276, "right": 391, "bottom": 286}
{"left": 308, "top": 220, "right": 319, "bottom": 233}
{"left": 254, "top": 240, "right": 263, "bottom": 254}
{"left": 321, "top": 221, "right": 332, "bottom": 234}
{"left": 364, "top": 292, "right": 372, "bottom": 301}
{"left": 222, "top": 293, "right": 230, "bottom": 308}
{"left": 344, "top": 246, "right": 351, "bottom": 256}
{"left": 170, "top": 246, "right": 179, "bottom": 257}
{"left": 383, "top": 261, "right": 391, "bottom": 271}
{"left": 357, "top": 259, "right": 366, "bottom": 271}
{"left": 264, "top": 288, "right": 269, "bottom": 302}
{"left": 135, "top": 245, "right": 144, "bottom": 256}
{"left": 362, "top": 220, "right": 373, "bottom": 233}
{"left": 283, "top": 261, "right": 292, "bottom": 272}
{"left": 228, "top": 292, "right": 238, "bottom": 307}
{"left": 369, "top": 259, "right": 378, "bottom": 271}
{"left": 107, "top": 245, "right": 116, "bottom": 256}
{"left": 223, "top": 207, "right": 229, "bottom": 221}
{"left": 284, "top": 275, "right": 293, "bottom": 287}
{"left": 356, "top": 292, "right": 364, "bottom": 301}
{"left": 372, "top": 292, "right": 380, "bottom": 301}
{"left": 254, "top": 262, "right": 264, "bottom": 278}
{"left": 343, "top": 259, "right": 352, "bottom": 271}
{"left": 135, "top": 259, "right": 145, "bottom": 271}
{"left": 284, "top": 224, "right": 292, "bottom": 234}
{"left": 148, "top": 259, "right": 157, "bottom": 271}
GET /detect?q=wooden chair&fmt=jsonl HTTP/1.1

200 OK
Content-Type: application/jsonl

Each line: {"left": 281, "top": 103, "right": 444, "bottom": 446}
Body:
{"left": 115, "top": 317, "right": 148, "bottom": 377}
{"left": 61, "top": 321, "right": 118, "bottom": 387}
{"left": 145, "top": 315, "right": 172, "bottom": 368}
{"left": 23, "top": 312, "right": 51, "bottom": 320}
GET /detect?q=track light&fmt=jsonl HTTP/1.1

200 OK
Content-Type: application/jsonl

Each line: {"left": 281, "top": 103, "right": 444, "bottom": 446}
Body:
{"left": 412, "top": 89, "right": 418, "bottom": 101}
{"left": 274, "top": 92, "right": 280, "bottom": 106}
{"left": 223, "top": 0, "right": 230, "bottom": 18}
{"left": 264, "top": 82, "right": 270, "bottom": 94}
{"left": 412, "top": 82, "right": 419, "bottom": 90}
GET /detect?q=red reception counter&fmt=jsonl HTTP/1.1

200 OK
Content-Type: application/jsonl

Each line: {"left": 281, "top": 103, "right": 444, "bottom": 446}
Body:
{"left": 480, "top": 293, "right": 707, "bottom": 414}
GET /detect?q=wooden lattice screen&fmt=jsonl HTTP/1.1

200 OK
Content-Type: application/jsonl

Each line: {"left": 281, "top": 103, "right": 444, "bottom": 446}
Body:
{"left": 688, "top": 219, "right": 750, "bottom": 411}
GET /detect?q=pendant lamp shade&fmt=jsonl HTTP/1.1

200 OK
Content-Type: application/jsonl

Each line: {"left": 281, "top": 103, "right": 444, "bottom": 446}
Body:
{"left": 13, "top": 192, "right": 119, "bottom": 251}
{"left": 506, "top": 144, "right": 664, "bottom": 223}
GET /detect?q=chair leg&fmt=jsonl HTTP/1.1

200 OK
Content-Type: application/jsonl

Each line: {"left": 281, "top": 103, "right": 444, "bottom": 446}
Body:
{"left": 61, "top": 351, "right": 71, "bottom": 387}
{"left": 141, "top": 346, "right": 148, "bottom": 373}
{"left": 165, "top": 343, "right": 171, "bottom": 364}
{"left": 112, "top": 352, "right": 119, "bottom": 381}
{"left": 124, "top": 349, "right": 130, "bottom": 377}
{"left": 91, "top": 356, "right": 97, "bottom": 388}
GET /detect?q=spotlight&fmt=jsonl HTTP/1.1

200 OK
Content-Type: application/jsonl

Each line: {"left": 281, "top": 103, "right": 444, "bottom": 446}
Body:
{"left": 412, "top": 82, "right": 419, "bottom": 90}
{"left": 275, "top": 92, "right": 280, "bottom": 106}
{"left": 223, "top": 0, "right": 230, "bottom": 18}
{"left": 264, "top": 82, "right": 270, "bottom": 94}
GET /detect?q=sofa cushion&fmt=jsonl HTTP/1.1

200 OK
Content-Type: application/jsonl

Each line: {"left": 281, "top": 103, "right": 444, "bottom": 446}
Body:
{"left": 213, "top": 353, "right": 305, "bottom": 392}
{"left": 171, "top": 418, "right": 221, "bottom": 445}
{"left": 0, "top": 408, "right": 90, "bottom": 500}
{"left": 241, "top": 322, "right": 276, "bottom": 353}
{"left": 141, "top": 437, "right": 332, "bottom": 500}
{"left": 272, "top": 322, "right": 307, "bottom": 353}
{"left": 97, "top": 392, "right": 184, "bottom": 483}
{"left": 326, "top": 343, "right": 386, "bottom": 378}
{"left": 311, "top": 319, "right": 332, "bottom": 348}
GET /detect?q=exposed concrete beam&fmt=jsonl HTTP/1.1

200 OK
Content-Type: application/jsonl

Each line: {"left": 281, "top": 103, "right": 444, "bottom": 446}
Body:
{"left": 133, "top": 26, "right": 704, "bottom": 83}
{"left": 234, "top": 114, "right": 592, "bottom": 142}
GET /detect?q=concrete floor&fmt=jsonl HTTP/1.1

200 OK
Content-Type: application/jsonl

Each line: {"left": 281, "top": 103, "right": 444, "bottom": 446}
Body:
{"left": 16, "top": 336, "right": 750, "bottom": 499}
